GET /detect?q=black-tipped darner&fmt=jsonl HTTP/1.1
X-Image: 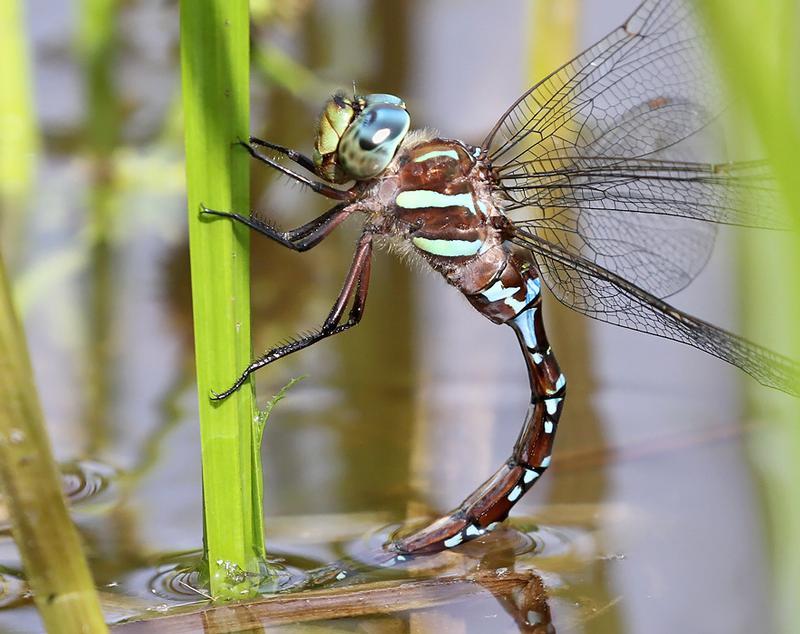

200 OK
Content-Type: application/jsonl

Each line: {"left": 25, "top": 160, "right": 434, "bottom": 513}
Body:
{"left": 202, "top": 0, "right": 799, "bottom": 557}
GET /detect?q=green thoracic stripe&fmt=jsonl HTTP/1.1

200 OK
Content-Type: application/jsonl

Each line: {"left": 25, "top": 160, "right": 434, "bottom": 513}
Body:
{"left": 413, "top": 149, "right": 460, "bottom": 162}
{"left": 412, "top": 236, "right": 483, "bottom": 257}
{"left": 396, "top": 189, "right": 476, "bottom": 214}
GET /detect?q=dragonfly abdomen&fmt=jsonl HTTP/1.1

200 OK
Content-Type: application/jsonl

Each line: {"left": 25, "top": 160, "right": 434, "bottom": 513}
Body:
{"left": 393, "top": 250, "right": 566, "bottom": 555}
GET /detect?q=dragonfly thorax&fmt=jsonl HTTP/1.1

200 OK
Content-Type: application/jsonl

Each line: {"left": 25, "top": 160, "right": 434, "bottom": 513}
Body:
{"left": 313, "top": 93, "right": 410, "bottom": 184}
{"left": 380, "top": 138, "right": 514, "bottom": 297}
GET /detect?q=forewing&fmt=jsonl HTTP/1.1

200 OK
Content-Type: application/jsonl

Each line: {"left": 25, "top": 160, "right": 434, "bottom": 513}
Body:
{"left": 483, "top": 0, "right": 784, "bottom": 300}
{"left": 483, "top": 0, "right": 719, "bottom": 168}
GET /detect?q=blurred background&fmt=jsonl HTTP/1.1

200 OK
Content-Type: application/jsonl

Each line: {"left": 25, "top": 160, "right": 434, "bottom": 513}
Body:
{"left": 0, "top": 0, "right": 798, "bottom": 631}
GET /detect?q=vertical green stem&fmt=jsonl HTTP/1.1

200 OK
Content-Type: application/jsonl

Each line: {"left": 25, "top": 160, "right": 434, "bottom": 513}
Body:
{"left": 0, "top": 0, "right": 38, "bottom": 262}
{"left": 0, "top": 255, "right": 107, "bottom": 632}
{"left": 179, "top": 0, "right": 265, "bottom": 600}
{"left": 0, "top": 1, "right": 106, "bottom": 628}
{"left": 696, "top": 2, "right": 800, "bottom": 633}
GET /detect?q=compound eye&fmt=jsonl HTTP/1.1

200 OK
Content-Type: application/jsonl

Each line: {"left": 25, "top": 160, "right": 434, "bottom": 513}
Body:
{"left": 338, "top": 103, "right": 410, "bottom": 180}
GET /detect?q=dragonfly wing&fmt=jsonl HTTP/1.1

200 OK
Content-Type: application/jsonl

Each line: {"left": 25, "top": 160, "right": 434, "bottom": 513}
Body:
{"left": 509, "top": 226, "right": 800, "bottom": 396}
{"left": 507, "top": 159, "right": 783, "bottom": 299}
{"left": 484, "top": 0, "right": 785, "bottom": 299}
{"left": 483, "top": 0, "right": 720, "bottom": 167}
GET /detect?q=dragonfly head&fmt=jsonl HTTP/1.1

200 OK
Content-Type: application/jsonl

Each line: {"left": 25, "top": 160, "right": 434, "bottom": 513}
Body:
{"left": 314, "top": 93, "right": 410, "bottom": 183}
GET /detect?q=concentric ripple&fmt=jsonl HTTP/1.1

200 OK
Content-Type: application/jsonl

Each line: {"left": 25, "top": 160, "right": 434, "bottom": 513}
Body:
{"left": 60, "top": 460, "right": 118, "bottom": 506}
{"left": 333, "top": 517, "right": 595, "bottom": 577}
{"left": 147, "top": 551, "right": 296, "bottom": 602}
{"left": 510, "top": 518, "right": 597, "bottom": 561}
{"left": 0, "top": 460, "right": 121, "bottom": 538}
{"left": 146, "top": 552, "right": 208, "bottom": 602}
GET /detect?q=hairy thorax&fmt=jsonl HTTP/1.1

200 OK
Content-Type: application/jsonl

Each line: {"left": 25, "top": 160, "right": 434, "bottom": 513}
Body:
{"left": 363, "top": 133, "right": 512, "bottom": 296}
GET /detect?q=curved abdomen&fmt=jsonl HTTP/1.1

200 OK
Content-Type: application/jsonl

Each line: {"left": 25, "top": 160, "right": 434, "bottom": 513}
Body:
{"left": 387, "top": 137, "right": 567, "bottom": 555}
{"left": 393, "top": 246, "right": 567, "bottom": 554}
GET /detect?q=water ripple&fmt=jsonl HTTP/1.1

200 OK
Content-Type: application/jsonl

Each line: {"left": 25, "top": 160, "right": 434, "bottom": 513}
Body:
{"left": 60, "top": 460, "right": 118, "bottom": 505}
{"left": 146, "top": 551, "right": 296, "bottom": 602}
{"left": 0, "top": 571, "right": 30, "bottom": 610}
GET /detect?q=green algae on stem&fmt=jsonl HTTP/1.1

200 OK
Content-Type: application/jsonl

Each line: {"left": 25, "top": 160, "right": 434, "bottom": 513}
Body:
{"left": 179, "top": 0, "right": 266, "bottom": 600}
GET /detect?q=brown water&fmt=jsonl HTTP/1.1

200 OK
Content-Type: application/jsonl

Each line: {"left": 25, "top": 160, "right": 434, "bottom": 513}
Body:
{"left": 1, "top": 0, "right": 780, "bottom": 632}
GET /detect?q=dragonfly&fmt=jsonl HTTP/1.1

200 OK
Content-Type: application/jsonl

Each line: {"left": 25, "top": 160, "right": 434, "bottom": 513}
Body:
{"left": 202, "top": 0, "right": 799, "bottom": 557}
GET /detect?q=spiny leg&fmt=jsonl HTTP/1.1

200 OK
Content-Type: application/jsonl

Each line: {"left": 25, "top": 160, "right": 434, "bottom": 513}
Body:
{"left": 210, "top": 230, "right": 374, "bottom": 400}
{"left": 392, "top": 272, "right": 565, "bottom": 555}
{"left": 200, "top": 202, "right": 353, "bottom": 252}
{"left": 239, "top": 139, "right": 352, "bottom": 201}
{"left": 248, "top": 137, "right": 316, "bottom": 174}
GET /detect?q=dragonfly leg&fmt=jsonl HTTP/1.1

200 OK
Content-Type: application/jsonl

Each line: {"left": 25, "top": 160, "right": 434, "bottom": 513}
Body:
{"left": 200, "top": 202, "right": 354, "bottom": 252}
{"left": 240, "top": 139, "right": 353, "bottom": 201}
{"left": 248, "top": 137, "right": 316, "bottom": 174}
{"left": 210, "top": 230, "right": 374, "bottom": 400}
{"left": 393, "top": 270, "right": 565, "bottom": 555}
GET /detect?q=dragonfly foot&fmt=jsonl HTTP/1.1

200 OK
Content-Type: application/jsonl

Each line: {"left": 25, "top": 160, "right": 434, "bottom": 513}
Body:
{"left": 208, "top": 387, "right": 231, "bottom": 402}
{"left": 198, "top": 204, "right": 232, "bottom": 220}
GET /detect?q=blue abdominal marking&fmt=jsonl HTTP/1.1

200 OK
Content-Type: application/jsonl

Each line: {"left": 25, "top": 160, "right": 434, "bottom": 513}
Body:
{"left": 544, "top": 397, "right": 562, "bottom": 415}
{"left": 412, "top": 236, "right": 483, "bottom": 257}
{"left": 396, "top": 189, "right": 477, "bottom": 214}
{"left": 523, "top": 468, "right": 539, "bottom": 484}
{"left": 511, "top": 277, "right": 544, "bottom": 348}
{"left": 443, "top": 533, "right": 464, "bottom": 548}
{"left": 503, "top": 291, "right": 527, "bottom": 314}
{"left": 482, "top": 280, "right": 524, "bottom": 313}
{"left": 527, "top": 276, "right": 541, "bottom": 299}
{"left": 513, "top": 307, "right": 538, "bottom": 349}
{"left": 465, "top": 524, "right": 483, "bottom": 537}
{"left": 507, "top": 485, "right": 523, "bottom": 502}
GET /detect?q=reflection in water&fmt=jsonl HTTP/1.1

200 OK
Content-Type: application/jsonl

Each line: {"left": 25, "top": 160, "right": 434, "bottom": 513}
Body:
{"left": 118, "top": 518, "right": 577, "bottom": 632}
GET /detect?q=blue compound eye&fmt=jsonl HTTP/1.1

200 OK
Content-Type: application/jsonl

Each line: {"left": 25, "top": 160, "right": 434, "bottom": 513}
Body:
{"left": 362, "top": 93, "right": 406, "bottom": 108}
{"left": 337, "top": 97, "right": 411, "bottom": 180}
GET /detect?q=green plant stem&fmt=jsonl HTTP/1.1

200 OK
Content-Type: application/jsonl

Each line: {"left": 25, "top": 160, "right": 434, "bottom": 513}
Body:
{"left": 0, "top": 255, "right": 107, "bottom": 633}
{"left": 0, "top": 0, "right": 38, "bottom": 263}
{"left": 697, "top": 1, "right": 800, "bottom": 224}
{"left": 0, "top": 0, "right": 36, "bottom": 195}
{"left": 179, "top": 0, "right": 265, "bottom": 600}
{"left": 697, "top": 3, "right": 800, "bottom": 634}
